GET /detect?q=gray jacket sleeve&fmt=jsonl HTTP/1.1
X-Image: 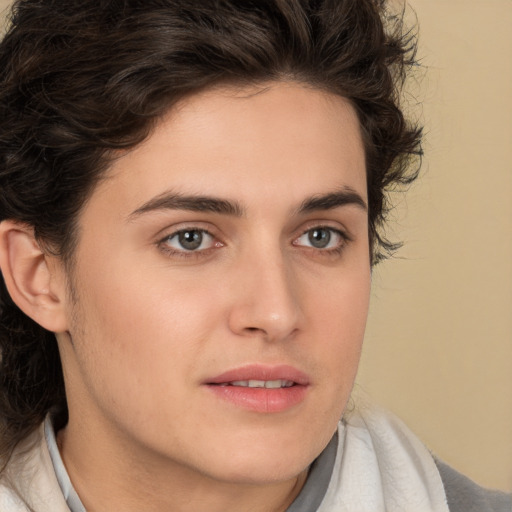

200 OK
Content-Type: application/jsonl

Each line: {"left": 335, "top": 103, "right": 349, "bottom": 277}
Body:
{"left": 435, "top": 458, "right": 512, "bottom": 512}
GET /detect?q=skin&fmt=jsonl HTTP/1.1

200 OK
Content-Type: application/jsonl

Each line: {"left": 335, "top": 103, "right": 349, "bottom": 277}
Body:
{"left": 48, "top": 82, "right": 371, "bottom": 512}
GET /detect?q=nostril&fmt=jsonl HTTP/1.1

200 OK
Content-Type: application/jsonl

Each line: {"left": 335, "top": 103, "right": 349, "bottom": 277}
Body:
{"left": 242, "top": 326, "right": 272, "bottom": 338}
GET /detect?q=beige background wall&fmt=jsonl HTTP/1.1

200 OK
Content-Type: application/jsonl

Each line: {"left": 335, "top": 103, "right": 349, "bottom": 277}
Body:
{"left": 358, "top": 0, "right": 512, "bottom": 491}
{"left": 1, "top": 0, "right": 511, "bottom": 492}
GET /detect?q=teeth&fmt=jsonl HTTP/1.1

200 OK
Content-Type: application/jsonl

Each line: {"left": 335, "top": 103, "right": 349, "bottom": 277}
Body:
{"left": 229, "top": 380, "right": 294, "bottom": 388}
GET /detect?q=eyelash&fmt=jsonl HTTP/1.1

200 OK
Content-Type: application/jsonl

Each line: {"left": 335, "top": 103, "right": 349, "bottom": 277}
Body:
{"left": 292, "top": 226, "right": 351, "bottom": 256}
{"left": 158, "top": 228, "right": 220, "bottom": 259}
{"left": 157, "top": 226, "right": 351, "bottom": 259}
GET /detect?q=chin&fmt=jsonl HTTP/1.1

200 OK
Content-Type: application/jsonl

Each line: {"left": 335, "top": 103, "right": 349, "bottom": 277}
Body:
{"left": 194, "top": 434, "right": 323, "bottom": 486}
{"left": 210, "top": 457, "right": 310, "bottom": 486}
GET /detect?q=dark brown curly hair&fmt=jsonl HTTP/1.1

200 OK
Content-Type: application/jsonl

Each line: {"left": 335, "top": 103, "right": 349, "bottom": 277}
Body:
{"left": 0, "top": 0, "right": 421, "bottom": 463}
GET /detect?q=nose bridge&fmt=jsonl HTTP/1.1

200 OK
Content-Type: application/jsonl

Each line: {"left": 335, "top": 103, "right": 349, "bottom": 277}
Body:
{"left": 228, "top": 241, "right": 301, "bottom": 341}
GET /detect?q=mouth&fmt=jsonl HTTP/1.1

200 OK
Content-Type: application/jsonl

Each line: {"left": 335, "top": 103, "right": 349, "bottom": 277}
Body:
{"left": 214, "top": 379, "right": 295, "bottom": 389}
{"left": 204, "top": 365, "right": 309, "bottom": 413}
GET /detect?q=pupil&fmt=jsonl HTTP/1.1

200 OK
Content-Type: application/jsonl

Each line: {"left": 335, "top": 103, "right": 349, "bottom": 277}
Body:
{"left": 308, "top": 228, "right": 330, "bottom": 248}
{"left": 178, "top": 230, "right": 202, "bottom": 250}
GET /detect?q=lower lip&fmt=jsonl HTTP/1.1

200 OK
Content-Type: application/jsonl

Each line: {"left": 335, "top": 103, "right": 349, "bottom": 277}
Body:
{"left": 205, "top": 384, "right": 308, "bottom": 413}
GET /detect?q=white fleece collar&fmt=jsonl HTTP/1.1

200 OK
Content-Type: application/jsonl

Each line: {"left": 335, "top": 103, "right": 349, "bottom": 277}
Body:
{"left": 318, "top": 405, "right": 450, "bottom": 512}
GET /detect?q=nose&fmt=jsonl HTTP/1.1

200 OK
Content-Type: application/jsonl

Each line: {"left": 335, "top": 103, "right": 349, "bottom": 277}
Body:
{"left": 227, "top": 248, "right": 302, "bottom": 342}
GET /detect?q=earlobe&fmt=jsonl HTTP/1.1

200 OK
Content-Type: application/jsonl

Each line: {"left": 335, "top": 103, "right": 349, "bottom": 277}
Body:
{"left": 0, "top": 220, "right": 69, "bottom": 333}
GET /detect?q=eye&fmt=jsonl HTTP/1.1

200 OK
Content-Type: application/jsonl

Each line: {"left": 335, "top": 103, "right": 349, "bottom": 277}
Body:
{"left": 293, "top": 227, "right": 347, "bottom": 250}
{"left": 162, "top": 229, "right": 216, "bottom": 252}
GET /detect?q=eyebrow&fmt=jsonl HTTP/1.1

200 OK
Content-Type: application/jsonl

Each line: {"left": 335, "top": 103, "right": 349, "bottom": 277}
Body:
{"left": 297, "top": 188, "right": 367, "bottom": 214}
{"left": 128, "top": 187, "right": 367, "bottom": 220}
{"left": 128, "top": 192, "right": 245, "bottom": 219}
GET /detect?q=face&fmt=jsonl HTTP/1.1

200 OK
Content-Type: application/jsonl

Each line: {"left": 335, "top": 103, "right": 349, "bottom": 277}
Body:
{"left": 57, "top": 82, "right": 370, "bottom": 486}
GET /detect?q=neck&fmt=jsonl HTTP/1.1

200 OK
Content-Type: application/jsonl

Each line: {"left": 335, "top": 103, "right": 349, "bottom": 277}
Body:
{"left": 57, "top": 417, "right": 308, "bottom": 512}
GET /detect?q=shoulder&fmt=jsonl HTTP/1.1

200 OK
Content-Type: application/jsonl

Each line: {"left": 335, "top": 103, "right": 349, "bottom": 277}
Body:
{"left": 321, "top": 405, "right": 511, "bottom": 512}
{"left": 435, "top": 458, "right": 512, "bottom": 512}
{"left": 0, "top": 488, "right": 29, "bottom": 512}
{"left": 0, "top": 423, "right": 70, "bottom": 512}
{"left": 0, "top": 429, "right": 39, "bottom": 511}
{"left": 318, "top": 405, "right": 450, "bottom": 511}
{"left": 0, "top": 462, "right": 32, "bottom": 512}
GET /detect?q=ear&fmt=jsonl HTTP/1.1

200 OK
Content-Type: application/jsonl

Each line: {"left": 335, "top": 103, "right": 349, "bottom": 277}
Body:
{"left": 0, "top": 220, "right": 69, "bottom": 333}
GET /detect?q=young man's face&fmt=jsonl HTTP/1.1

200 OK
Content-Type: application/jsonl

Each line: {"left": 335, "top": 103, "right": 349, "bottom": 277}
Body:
{"left": 57, "top": 82, "right": 370, "bottom": 487}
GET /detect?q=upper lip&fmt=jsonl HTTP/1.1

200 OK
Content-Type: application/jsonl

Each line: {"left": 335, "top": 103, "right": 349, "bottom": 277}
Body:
{"left": 204, "top": 364, "right": 310, "bottom": 386}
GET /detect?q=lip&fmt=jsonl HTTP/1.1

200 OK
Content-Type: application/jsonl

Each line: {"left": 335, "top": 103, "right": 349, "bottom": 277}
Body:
{"left": 203, "top": 364, "right": 310, "bottom": 413}
{"left": 205, "top": 364, "right": 310, "bottom": 386}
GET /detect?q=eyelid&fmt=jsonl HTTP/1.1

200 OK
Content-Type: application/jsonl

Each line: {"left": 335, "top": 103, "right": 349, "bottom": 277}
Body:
{"left": 292, "top": 224, "right": 352, "bottom": 253}
{"left": 156, "top": 224, "right": 224, "bottom": 258}
{"left": 166, "top": 228, "right": 214, "bottom": 249}
{"left": 294, "top": 219, "right": 352, "bottom": 241}
{"left": 153, "top": 219, "right": 217, "bottom": 239}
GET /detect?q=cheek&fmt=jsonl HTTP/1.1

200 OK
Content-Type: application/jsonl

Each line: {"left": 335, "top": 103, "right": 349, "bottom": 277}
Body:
{"left": 72, "top": 258, "right": 239, "bottom": 405}
{"left": 311, "top": 261, "right": 370, "bottom": 336}
{"left": 285, "top": 269, "right": 370, "bottom": 448}
{"left": 66, "top": 277, "right": 225, "bottom": 442}
{"left": 306, "top": 268, "right": 371, "bottom": 387}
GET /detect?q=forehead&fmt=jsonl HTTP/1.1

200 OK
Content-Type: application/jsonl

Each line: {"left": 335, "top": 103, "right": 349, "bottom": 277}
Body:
{"left": 88, "top": 82, "right": 367, "bottom": 219}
